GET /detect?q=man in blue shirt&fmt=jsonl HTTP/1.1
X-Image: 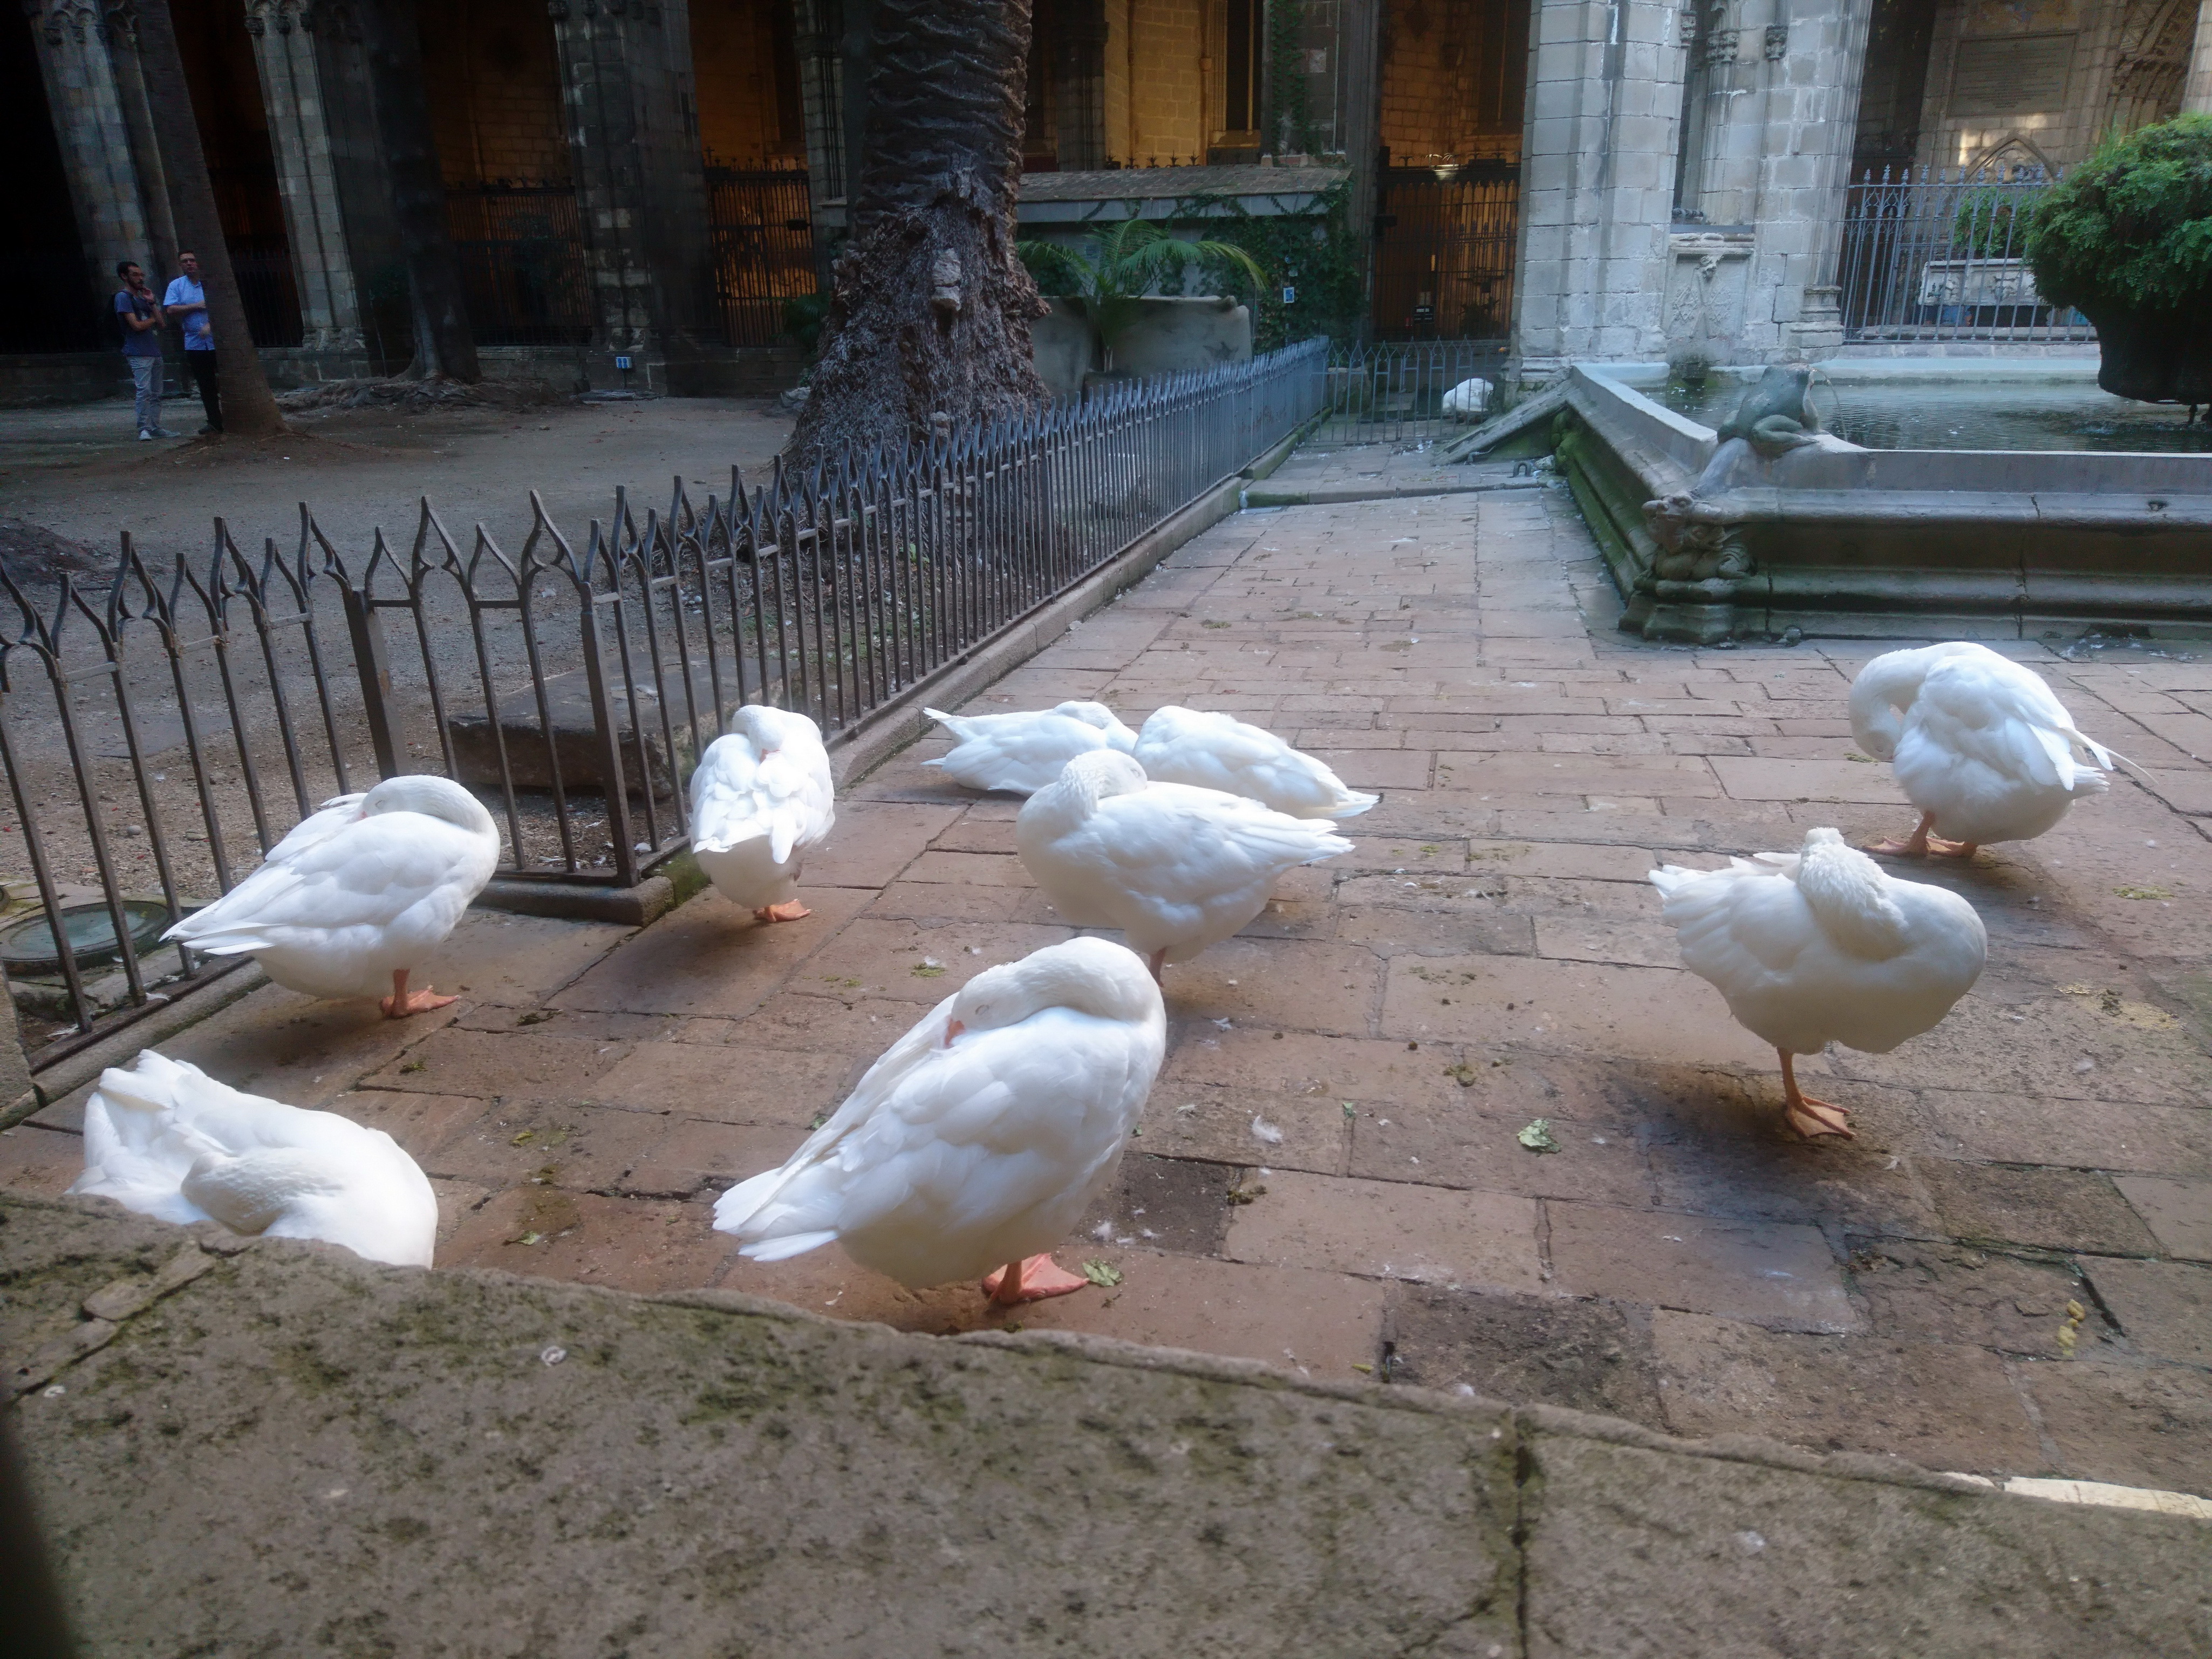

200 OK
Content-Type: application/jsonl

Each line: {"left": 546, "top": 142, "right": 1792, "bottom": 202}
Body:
{"left": 114, "top": 260, "right": 174, "bottom": 441}
{"left": 162, "top": 252, "right": 222, "bottom": 434}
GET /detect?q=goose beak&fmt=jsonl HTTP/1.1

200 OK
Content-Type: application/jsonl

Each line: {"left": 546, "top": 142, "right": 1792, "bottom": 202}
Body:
{"left": 944, "top": 1018, "right": 965, "bottom": 1048}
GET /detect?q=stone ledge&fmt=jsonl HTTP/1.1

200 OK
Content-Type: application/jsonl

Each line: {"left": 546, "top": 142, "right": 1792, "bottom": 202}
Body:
{"left": 6, "top": 1193, "right": 2206, "bottom": 1658}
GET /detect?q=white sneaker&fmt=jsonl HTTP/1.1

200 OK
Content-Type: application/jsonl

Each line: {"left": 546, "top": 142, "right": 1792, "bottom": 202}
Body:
{"left": 138, "top": 429, "right": 153, "bottom": 441}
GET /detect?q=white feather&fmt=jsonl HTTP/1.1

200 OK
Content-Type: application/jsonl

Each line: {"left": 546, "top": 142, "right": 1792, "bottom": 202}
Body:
{"left": 689, "top": 706, "right": 835, "bottom": 910}
{"left": 715, "top": 937, "right": 1165, "bottom": 1286}
{"left": 1132, "top": 705, "right": 1378, "bottom": 818}
{"left": 1016, "top": 751, "right": 1351, "bottom": 966}
{"left": 69, "top": 1049, "right": 438, "bottom": 1267}
{"left": 1650, "top": 827, "right": 1986, "bottom": 1059}
{"left": 160, "top": 775, "right": 500, "bottom": 1000}
{"left": 1849, "top": 643, "right": 2128, "bottom": 845}
{"left": 922, "top": 701, "right": 1138, "bottom": 795}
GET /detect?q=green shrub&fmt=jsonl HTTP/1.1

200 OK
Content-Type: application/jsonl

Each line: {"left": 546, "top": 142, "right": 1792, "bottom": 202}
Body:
{"left": 1951, "top": 189, "right": 2039, "bottom": 260}
{"left": 2025, "top": 113, "right": 2212, "bottom": 312}
{"left": 1016, "top": 220, "right": 1265, "bottom": 366}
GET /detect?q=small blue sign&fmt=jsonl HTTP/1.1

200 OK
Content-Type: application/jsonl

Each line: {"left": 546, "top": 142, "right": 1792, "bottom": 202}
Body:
{"left": 615, "top": 355, "right": 632, "bottom": 371}
{"left": 1281, "top": 286, "right": 1297, "bottom": 304}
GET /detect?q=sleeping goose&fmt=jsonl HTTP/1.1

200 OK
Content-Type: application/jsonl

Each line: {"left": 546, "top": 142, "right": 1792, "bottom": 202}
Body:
{"left": 922, "top": 700, "right": 1138, "bottom": 795}
{"left": 162, "top": 774, "right": 500, "bottom": 1018}
{"left": 715, "top": 937, "right": 1165, "bottom": 1304}
{"left": 1650, "top": 828, "right": 1986, "bottom": 1139}
{"left": 690, "top": 705, "right": 836, "bottom": 922}
{"left": 1133, "top": 704, "right": 1378, "bottom": 818}
{"left": 1016, "top": 750, "right": 1351, "bottom": 980}
{"left": 1850, "top": 642, "right": 2130, "bottom": 858}
{"left": 69, "top": 1049, "right": 438, "bottom": 1267}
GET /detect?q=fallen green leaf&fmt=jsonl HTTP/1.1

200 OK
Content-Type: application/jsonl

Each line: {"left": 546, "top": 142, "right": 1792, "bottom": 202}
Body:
{"left": 808, "top": 1112, "right": 828, "bottom": 1130}
{"left": 399, "top": 1059, "right": 426, "bottom": 1074}
{"left": 1517, "top": 1117, "right": 1560, "bottom": 1153}
{"left": 518, "top": 1232, "right": 544, "bottom": 1246}
{"left": 1350, "top": 1362, "right": 1374, "bottom": 1374}
{"left": 1082, "top": 1260, "right": 1124, "bottom": 1287}
{"left": 1844, "top": 752, "right": 1873, "bottom": 763}
{"left": 1342, "top": 1102, "right": 1357, "bottom": 1119}
{"left": 2115, "top": 885, "right": 2172, "bottom": 900}
{"left": 1443, "top": 1062, "right": 1479, "bottom": 1087}
{"left": 911, "top": 964, "right": 946, "bottom": 978}
{"left": 510, "top": 1130, "right": 535, "bottom": 1145}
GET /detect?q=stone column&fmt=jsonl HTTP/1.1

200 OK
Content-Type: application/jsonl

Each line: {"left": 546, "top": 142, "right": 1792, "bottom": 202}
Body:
{"left": 2188, "top": 0, "right": 2212, "bottom": 112}
{"left": 242, "top": 0, "right": 365, "bottom": 365}
{"left": 1668, "top": 0, "right": 1872, "bottom": 362}
{"left": 549, "top": 0, "right": 718, "bottom": 389}
{"left": 105, "top": 4, "right": 180, "bottom": 284}
{"left": 23, "top": 0, "right": 156, "bottom": 310}
{"left": 1512, "top": 0, "right": 1692, "bottom": 370}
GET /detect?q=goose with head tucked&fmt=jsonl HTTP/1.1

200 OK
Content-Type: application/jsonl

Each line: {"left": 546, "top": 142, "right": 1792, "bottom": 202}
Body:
{"left": 1132, "top": 704, "right": 1378, "bottom": 818}
{"left": 922, "top": 700, "right": 1138, "bottom": 795}
{"left": 690, "top": 705, "right": 836, "bottom": 923}
{"left": 1650, "top": 828, "right": 1986, "bottom": 1140}
{"left": 162, "top": 774, "right": 500, "bottom": 1018}
{"left": 715, "top": 937, "right": 1165, "bottom": 1304}
{"left": 1850, "top": 641, "right": 2132, "bottom": 859}
{"left": 69, "top": 1049, "right": 438, "bottom": 1267}
{"left": 1017, "top": 750, "right": 1351, "bottom": 980}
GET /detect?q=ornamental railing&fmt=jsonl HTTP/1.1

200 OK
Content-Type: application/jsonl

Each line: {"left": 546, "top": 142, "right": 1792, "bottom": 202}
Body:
{"left": 0, "top": 337, "right": 1327, "bottom": 1068}
{"left": 1838, "top": 166, "right": 2095, "bottom": 346}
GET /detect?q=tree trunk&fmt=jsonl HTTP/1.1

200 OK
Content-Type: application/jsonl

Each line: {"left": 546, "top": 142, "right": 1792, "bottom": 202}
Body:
{"left": 361, "top": 0, "right": 481, "bottom": 382}
{"left": 132, "top": 0, "right": 288, "bottom": 438}
{"left": 787, "top": 0, "right": 1049, "bottom": 460}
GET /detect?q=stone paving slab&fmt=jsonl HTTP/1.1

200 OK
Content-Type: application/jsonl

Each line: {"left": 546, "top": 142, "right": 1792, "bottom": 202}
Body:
{"left": 8, "top": 1197, "right": 2208, "bottom": 1658}
{"left": 8, "top": 465, "right": 2212, "bottom": 1499}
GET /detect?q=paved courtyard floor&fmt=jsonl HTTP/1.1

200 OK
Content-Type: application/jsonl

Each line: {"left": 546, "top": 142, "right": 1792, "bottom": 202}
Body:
{"left": 6, "top": 472, "right": 2210, "bottom": 1493}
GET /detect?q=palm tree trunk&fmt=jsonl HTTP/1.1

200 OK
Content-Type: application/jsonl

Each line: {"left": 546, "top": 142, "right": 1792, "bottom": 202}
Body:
{"left": 361, "top": 0, "right": 481, "bottom": 382}
{"left": 787, "top": 0, "right": 1049, "bottom": 460}
{"left": 132, "top": 0, "right": 287, "bottom": 438}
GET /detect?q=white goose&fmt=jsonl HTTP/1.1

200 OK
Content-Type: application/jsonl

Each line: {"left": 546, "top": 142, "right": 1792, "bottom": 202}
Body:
{"left": 715, "top": 937, "right": 1165, "bottom": 1305}
{"left": 1850, "top": 642, "right": 2129, "bottom": 858}
{"left": 922, "top": 700, "right": 1138, "bottom": 795}
{"left": 1134, "top": 704, "right": 1378, "bottom": 818}
{"left": 1017, "top": 750, "right": 1351, "bottom": 980}
{"left": 69, "top": 1049, "right": 438, "bottom": 1267}
{"left": 690, "top": 705, "right": 836, "bottom": 923}
{"left": 1650, "top": 828, "right": 1986, "bottom": 1139}
{"left": 162, "top": 774, "right": 500, "bottom": 1018}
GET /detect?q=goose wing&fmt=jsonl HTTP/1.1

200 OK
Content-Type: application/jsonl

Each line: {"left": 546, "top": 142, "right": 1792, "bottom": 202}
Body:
{"left": 163, "top": 807, "right": 482, "bottom": 954}
{"left": 692, "top": 733, "right": 833, "bottom": 864}
{"left": 1090, "top": 784, "right": 1350, "bottom": 902}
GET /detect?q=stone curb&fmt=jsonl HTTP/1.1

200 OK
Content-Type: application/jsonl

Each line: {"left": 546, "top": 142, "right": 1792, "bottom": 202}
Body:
{"left": 1242, "top": 476, "right": 1550, "bottom": 507}
{"left": 4, "top": 961, "right": 267, "bottom": 1128}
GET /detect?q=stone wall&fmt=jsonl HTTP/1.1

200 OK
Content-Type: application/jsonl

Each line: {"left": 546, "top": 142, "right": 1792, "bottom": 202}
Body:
{"left": 1129, "top": 0, "right": 1205, "bottom": 159}
{"left": 421, "top": 0, "right": 574, "bottom": 185}
{"left": 1379, "top": 0, "right": 1526, "bottom": 162}
{"left": 692, "top": 0, "right": 804, "bottom": 164}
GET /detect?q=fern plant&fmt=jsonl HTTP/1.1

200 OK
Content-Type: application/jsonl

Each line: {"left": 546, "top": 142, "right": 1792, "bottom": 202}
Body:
{"left": 1018, "top": 219, "right": 1267, "bottom": 369}
{"left": 2025, "top": 114, "right": 2212, "bottom": 313}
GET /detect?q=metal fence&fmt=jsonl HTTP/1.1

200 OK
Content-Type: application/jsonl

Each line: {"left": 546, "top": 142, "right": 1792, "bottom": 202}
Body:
{"left": 0, "top": 338, "right": 1327, "bottom": 1069}
{"left": 446, "top": 183, "right": 596, "bottom": 348}
{"left": 1838, "top": 167, "right": 2095, "bottom": 345}
{"left": 1313, "top": 340, "right": 1510, "bottom": 446}
{"left": 705, "top": 161, "right": 818, "bottom": 347}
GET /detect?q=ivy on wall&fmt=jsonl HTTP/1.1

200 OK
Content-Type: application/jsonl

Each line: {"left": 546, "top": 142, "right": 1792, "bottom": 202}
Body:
{"left": 1263, "top": 0, "right": 1325, "bottom": 158}
{"left": 1181, "top": 180, "right": 1364, "bottom": 349}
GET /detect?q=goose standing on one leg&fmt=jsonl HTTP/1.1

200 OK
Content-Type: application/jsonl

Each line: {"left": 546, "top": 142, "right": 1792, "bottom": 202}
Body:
{"left": 1131, "top": 705, "right": 1378, "bottom": 818}
{"left": 690, "top": 705, "right": 836, "bottom": 923}
{"left": 69, "top": 1049, "right": 439, "bottom": 1266}
{"left": 922, "top": 701, "right": 1138, "bottom": 795}
{"left": 1849, "top": 642, "right": 2129, "bottom": 859}
{"left": 1650, "top": 828, "right": 1986, "bottom": 1139}
{"left": 161, "top": 774, "right": 501, "bottom": 1018}
{"left": 715, "top": 937, "right": 1165, "bottom": 1305}
{"left": 1017, "top": 750, "right": 1351, "bottom": 980}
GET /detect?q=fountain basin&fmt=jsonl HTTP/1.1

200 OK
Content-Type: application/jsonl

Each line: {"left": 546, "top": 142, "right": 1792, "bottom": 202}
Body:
{"left": 1551, "top": 363, "right": 2212, "bottom": 645}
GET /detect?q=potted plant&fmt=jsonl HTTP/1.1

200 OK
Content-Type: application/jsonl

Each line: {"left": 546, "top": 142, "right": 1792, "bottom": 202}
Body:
{"left": 2025, "top": 113, "right": 2212, "bottom": 405}
{"left": 1018, "top": 220, "right": 1266, "bottom": 378}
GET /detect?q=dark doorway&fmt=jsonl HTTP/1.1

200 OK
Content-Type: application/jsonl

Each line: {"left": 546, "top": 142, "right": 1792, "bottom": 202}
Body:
{"left": 170, "top": 0, "right": 303, "bottom": 345}
{"left": 3, "top": 11, "right": 100, "bottom": 352}
{"left": 1372, "top": 0, "right": 1526, "bottom": 340}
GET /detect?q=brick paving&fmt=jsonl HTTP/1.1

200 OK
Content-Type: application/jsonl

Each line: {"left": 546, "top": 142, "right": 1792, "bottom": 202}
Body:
{"left": 8, "top": 475, "right": 2212, "bottom": 1493}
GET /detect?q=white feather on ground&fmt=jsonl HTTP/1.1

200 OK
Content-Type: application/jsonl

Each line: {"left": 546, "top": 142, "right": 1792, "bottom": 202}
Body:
{"left": 69, "top": 1049, "right": 438, "bottom": 1267}
{"left": 1132, "top": 704, "right": 1377, "bottom": 818}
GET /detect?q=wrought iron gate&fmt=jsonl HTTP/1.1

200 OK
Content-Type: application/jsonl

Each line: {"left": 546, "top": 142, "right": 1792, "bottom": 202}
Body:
{"left": 1371, "top": 162, "right": 1520, "bottom": 342}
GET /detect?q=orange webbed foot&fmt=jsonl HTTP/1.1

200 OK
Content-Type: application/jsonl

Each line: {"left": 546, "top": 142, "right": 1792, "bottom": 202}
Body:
{"left": 981, "top": 1253, "right": 1091, "bottom": 1305}
{"left": 753, "top": 900, "right": 813, "bottom": 923}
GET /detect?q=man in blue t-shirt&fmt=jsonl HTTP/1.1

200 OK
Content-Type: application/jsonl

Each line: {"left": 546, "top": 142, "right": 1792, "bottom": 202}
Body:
{"left": 114, "top": 260, "right": 174, "bottom": 441}
{"left": 162, "top": 252, "right": 222, "bottom": 434}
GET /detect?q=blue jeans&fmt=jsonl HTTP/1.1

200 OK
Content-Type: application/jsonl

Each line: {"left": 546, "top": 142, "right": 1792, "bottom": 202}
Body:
{"left": 129, "top": 356, "right": 162, "bottom": 434}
